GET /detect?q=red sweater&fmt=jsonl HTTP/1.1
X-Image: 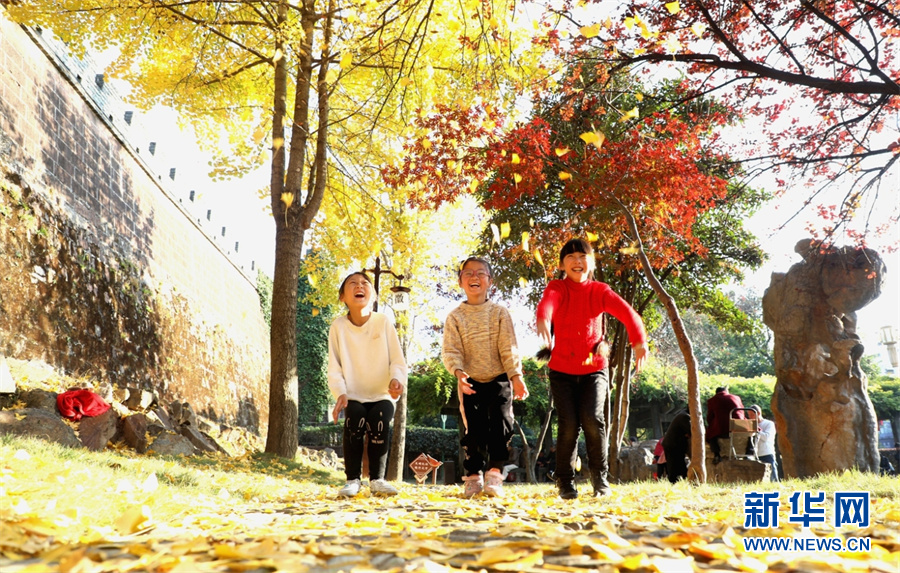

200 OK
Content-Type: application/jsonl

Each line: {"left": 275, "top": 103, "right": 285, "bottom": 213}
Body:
{"left": 536, "top": 278, "right": 647, "bottom": 375}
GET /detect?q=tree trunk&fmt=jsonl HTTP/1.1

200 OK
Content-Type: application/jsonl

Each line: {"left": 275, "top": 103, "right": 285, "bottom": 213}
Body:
{"left": 530, "top": 393, "right": 555, "bottom": 482}
{"left": 514, "top": 421, "right": 536, "bottom": 483}
{"left": 265, "top": 0, "right": 323, "bottom": 458}
{"left": 387, "top": 386, "right": 408, "bottom": 481}
{"left": 619, "top": 204, "right": 706, "bottom": 483}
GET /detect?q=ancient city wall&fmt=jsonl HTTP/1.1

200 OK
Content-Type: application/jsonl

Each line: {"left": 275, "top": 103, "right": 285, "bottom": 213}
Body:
{"left": 0, "top": 12, "right": 270, "bottom": 433}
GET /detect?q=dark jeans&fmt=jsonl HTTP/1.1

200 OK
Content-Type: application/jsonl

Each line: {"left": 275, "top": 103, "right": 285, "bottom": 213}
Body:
{"left": 759, "top": 454, "right": 779, "bottom": 481}
{"left": 550, "top": 368, "right": 609, "bottom": 490}
{"left": 707, "top": 433, "right": 727, "bottom": 457}
{"left": 460, "top": 374, "right": 513, "bottom": 476}
{"left": 343, "top": 399, "right": 394, "bottom": 481}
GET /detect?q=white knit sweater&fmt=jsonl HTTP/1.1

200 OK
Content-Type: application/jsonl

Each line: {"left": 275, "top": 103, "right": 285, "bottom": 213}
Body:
{"left": 327, "top": 312, "right": 407, "bottom": 403}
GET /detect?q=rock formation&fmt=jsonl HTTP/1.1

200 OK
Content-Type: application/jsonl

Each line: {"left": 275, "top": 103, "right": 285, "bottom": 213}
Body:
{"left": 763, "top": 239, "right": 885, "bottom": 477}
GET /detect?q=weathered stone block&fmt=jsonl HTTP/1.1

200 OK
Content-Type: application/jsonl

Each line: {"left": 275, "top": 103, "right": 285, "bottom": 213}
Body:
{"left": 148, "top": 432, "right": 196, "bottom": 457}
{"left": 0, "top": 408, "right": 80, "bottom": 448}
{"left": 78, "top": 408, "right": 117, "bottom": 451}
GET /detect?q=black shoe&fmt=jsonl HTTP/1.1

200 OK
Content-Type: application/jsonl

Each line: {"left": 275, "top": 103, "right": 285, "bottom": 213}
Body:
{"left": 594, "top": 485, "right": 611, "bottom": 497}
{"left": 557, "top": 480, "right": 578, "bottom": 500}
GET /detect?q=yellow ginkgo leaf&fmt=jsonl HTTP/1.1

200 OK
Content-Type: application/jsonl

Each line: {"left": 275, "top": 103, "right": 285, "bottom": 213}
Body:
{"left": 555, "top": 147, "right": 570, "bottom": 157}
{"left": 491, "top": 223, "right": 501, "bottom": 245}
{"left": 529, "top": 217, "right": 534, "bottom": 227}
{"left": 311, "top": 308, "right": 319, "bottom": 317}
{"left": 307, "top": 274, "right": 317, "bottom": 287}
{"left": 521, "top": 231, "right": 530, "bottom": 251}
{"left": 634, "top": 47, "right": 647, "bottom": 55}
{"left": 579, "top": 23, "right": 600, "bottom": 38}
{"left": 518, "top": 277, "right": 527, "bottom": 289}
{"left": 500, "top": 222, "right": 511, "bottom": 239}
{"left": 559, "top": 172, "right": 572, "bottom": 180}
{"left": 140, "top": 473, "right": 158, "bottom": 494}
{"left": 579, "top": 131, "right": 606, "bottom": 148}
{"left": 513, "top": 173, "right": 523, "bottom": 184}
{"left": 624, "top": 16, "right": 635, "bottom": 30}
{"left": 620, "top": 244, "right": 640, "bottom": 255}
{"left": 468, "top": 179, "right": 480, "bottom": 192}
{"left": 635, "top": 93, "right": 644, "bottom": 102}
{"left": 399, "top": 77, "right": 412, "bottom": 87}
{"left": 325, "top": 68, "right": 339, "bottom": 84}
{"left": 620, "top": 107, "right": 639, "bottom": 122}
{"left": 534, "top": 249, "right": 544, "bottom": 267}
{"left": 665, "top": 1, "right": 680, "bottom": 14}
{"left": 691, "top": 22, "right": 706, "bottom": 37}
{"left": 116, "top": 505, "right": 151, "bottom": 535}
{"left": 586, "top": 231, "right": 599, "bottom": 241}
{"left": 511, "top": 153, "right": 521, "bottom": 164}
{"left": 339, "top": 51, "right": 352, "bottom": 69}
{"left": 281, "top": 192, "right": 294, "bottom": 209}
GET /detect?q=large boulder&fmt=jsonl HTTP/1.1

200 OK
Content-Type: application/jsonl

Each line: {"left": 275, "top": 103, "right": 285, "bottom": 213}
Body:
{"left": 0, "top": 408, "right": 81, "bottom": 448}
{"left": 79, "top": 409, "right": 118, "bottom": 451}
{"left": 763, "top": 240, "right": 884, "bottom": 477}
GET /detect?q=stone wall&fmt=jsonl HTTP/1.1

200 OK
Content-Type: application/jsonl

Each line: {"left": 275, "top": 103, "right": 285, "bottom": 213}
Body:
{"left": 0, "top": 12, "right": 270, "bottom": 433}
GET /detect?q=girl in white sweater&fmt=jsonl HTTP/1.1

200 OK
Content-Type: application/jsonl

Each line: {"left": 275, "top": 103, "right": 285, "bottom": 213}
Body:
{"left": 328, "top": 272, "right": 407, "bottom": 497}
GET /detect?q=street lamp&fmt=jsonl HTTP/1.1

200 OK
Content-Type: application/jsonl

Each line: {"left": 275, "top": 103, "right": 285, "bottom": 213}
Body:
{"left": 389, "top": 282, "right": 411, "bottom": 312}
{"left": 363, "top": 255, "right": 405, "bottom": 312}
{"left": 879, "top": 325, "right": 898, "bottom": 370}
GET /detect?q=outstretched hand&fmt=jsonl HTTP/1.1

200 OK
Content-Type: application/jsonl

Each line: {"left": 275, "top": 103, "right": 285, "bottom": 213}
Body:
{"left": 633, "top": 343, "right": 649, "bottom": 374}
{"left": 332, "top": 394, "right": 348, "bottom": 423}
{"left": 512, "top": 376, "right": 529, "bottom": 401}
{"left": 456, "top": 370, "right": 476, "bottom": 395}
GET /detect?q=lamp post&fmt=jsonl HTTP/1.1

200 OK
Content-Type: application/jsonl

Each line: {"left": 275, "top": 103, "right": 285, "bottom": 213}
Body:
{"left": 879, "top": 325, "right": 898, "bottom": 371}
{"left": 363, "top": 256, "right": 405, "bottom": 312}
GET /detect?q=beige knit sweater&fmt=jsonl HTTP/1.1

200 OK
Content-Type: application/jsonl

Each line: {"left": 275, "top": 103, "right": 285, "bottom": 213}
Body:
{"left": 441, "top": 300, "right": 523, "bottom": 382}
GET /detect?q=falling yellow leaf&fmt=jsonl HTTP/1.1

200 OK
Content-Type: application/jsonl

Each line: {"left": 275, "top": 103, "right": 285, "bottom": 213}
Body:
{"left": 555, "top": 147, "right": 570, "bottom": 157}
{"left": 339, "top": 51, "right": 353, "bottom": 69}
{"left": 634, "top": 47, "right": 647, "bottom": 55}
{"left": 635, "top": 93, "right": 644, "bottom": 102}
{"left": 620, "top": 243, "right": 640, "bottom": 255}
{"left": 307, "top": 274, "right": 317, "bottom": 287}
{"left": 491, "top": 223, "right": 501, "bottom": 245}
{"left": 511, "top": 153, "right": 521, "bottom": 164}
{"left": 665, "top": 1, "right": 680, "bottom": 14}
{"left": 311, "top": 308, "right": 320, "bottom": 317}
{"left": 534, "top": 249, "right": 544, "bottom": 267}
{"left": 559, "top": 172, "right": 572, "bottom": 180}
{"left": 500, "top": 222, "right": 511, "bottom": 239}
{"left": 140, "top": 473, "right": 158, "bottom": 494}
{"left": 579, "top": 23, "right": 600, "bottom": 38}
{"left": 521, "top": 231, "right": 530, "bottom": 251}
{"left": 624, "top": 16, "right": 635, "bottom": 30}
{"left": 281, "top": 192, "right": 294, "bottom": 209}
{"left": 691, "top": 22, "right": 706, "bottom": 37}
{"left": 399, "top": 77, "right": 412, "bottom": 87}
{"left": 518, "top": 277, "right": 527, "bottom": 289}
{"left": 579, "top": 131, "right": 606, "bottom": 148}
{"left": 468, "top": 179, "right": 480, "bottom": 192}
{"left": 513, "top": 173, "right": 523, "bottom": 184}
{"left": 620, "top": 107, "right": 640, "bottom": 122}
{"left": 586, "top": 231, "right": 599, "bottom": 241}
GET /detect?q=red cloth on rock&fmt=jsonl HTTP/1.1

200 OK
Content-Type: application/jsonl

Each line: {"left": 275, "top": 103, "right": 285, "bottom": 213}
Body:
{"left": 57, "top": 389, "right": 110, "bottom": 421}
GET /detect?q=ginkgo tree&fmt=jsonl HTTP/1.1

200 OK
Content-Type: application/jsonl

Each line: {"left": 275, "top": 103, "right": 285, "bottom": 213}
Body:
{"left": 8, "top": 0, "right": 546, "bottom": 458}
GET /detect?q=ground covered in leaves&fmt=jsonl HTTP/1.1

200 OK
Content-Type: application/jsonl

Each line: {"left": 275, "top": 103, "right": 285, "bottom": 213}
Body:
{"left": 2, "top": 436, "right": 899, "bottom": 573}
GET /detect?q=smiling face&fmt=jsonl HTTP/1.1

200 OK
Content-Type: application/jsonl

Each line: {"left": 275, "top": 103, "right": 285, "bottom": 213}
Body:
{"left": 339, "top": 272, "right": 375, "bottom": 311}
{"left": 458, "top": 259, "right": 492, "bottom": 304}
{"left": 561, "top": 251, "right": 595, "bottom": 283}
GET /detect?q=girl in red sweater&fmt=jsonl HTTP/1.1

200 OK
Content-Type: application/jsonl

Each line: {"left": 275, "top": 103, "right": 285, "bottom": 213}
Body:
{"left": 536, "top": 239, "right": 648, "bottom": 499}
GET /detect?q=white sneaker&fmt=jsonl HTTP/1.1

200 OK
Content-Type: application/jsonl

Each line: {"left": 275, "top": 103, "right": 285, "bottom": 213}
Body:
{"left": 483, "top": 469, "right": 504, "bottom": 497}
{"left": 370, "top": 478, "right": 399, "bottom": 496}
{"left": 462, "top": 472, "right": 484, "bottom": 498}
{"left": 338, "top": 479, "right": 361, "bottom": 497}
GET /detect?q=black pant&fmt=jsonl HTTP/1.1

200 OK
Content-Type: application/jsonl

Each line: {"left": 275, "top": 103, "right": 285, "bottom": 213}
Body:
{"left": 549, "top": 368, "right": 609, "bottom": 490}
{"left": 460, "top": 375, "right": 513, "bottom": 476}
{"left": 343, "top": 399, "right": 394, "bottom": 481}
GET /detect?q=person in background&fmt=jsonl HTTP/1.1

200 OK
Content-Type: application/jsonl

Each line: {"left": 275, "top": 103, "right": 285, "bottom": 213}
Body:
{"left": 706, "top": 386, "right": 744, "bottom": 464}
{"left": 536, "top": 238, "right": 648, "bottom": 499}
{"left": 653, "top": 439, "right": 666, "bottom": 481}
{"left": 442, "top": 257, "right": 528, "bottom": 498}
{"left": 750, "top": 405, "right": 779, "bottom": 481}
{"left": 328, "top": 272, "right": 406, "bottom": 497}
{"left": 661, "top": 411, "right": 692, "bottom": 483}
